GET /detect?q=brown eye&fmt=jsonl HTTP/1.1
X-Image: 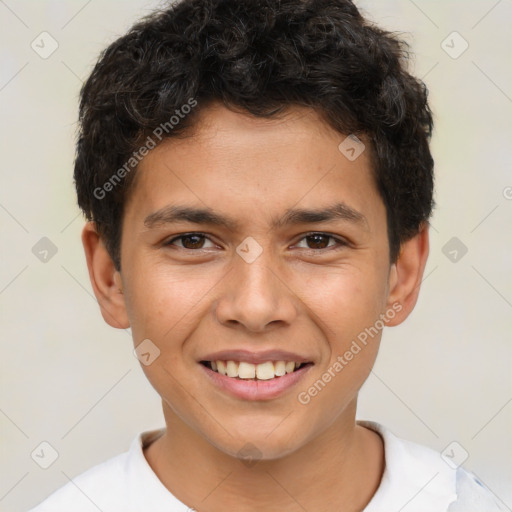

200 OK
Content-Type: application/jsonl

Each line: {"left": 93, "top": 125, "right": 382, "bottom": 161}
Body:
{"left": 305, "top": 234, "right": 330, "bottom": 249}
{"left": 166, "top": 233, "right": 215, "bottom": 250}
{"left": 295, "top": 233, "right": 347, "bottom": 251}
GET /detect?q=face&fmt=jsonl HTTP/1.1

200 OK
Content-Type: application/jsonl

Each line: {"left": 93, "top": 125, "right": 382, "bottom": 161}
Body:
{"left": 115, "top": 104, "right": 398, "bottom": 459}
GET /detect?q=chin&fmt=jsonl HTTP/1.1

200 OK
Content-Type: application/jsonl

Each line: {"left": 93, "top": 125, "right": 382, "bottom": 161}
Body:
{"left": 205, "top": 421, "right": 310, "bottom": 463}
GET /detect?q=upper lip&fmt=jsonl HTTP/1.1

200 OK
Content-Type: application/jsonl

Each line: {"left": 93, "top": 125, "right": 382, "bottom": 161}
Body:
{"left": 199, "top": 349, "right": 313, "bottom": 365}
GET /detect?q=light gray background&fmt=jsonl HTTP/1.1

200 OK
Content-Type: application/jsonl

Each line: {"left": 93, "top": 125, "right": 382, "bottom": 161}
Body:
{"left": 1, "top": 1, "right": 511, "bottom": 510}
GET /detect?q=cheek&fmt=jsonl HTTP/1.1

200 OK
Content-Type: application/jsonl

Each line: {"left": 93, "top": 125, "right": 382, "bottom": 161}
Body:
{"left": 124, "top": 264, "right": 216, "bottom": 348}
{"left": 297, "top": 262, "right": 386, "bottom": 330}
{"left": 295, "top": 262, "right": 387, "bottom": 391}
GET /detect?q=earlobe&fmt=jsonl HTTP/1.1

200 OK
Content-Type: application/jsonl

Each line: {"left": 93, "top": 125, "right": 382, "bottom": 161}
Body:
{"left": 385, "top": 223, "right": 430, "bottom": 327}
{"left": 81, "top": 222, "right": 130, "bottom": 329}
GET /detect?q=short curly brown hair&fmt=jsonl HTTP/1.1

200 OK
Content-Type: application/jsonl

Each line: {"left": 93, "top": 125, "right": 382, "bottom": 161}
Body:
{"left": 74, "top": 0, "right": 434, "bottom": 270}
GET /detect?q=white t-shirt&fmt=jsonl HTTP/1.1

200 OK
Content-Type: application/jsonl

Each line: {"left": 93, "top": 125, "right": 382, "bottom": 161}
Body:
{"left": 27, "top": 421, "right": 505, "bottom": 512}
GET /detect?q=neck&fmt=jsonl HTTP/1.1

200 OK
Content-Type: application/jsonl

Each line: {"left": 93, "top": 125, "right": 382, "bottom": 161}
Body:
{"left": 144, "top": 400, "right": 384, "bottom": 512}
{"left": 145, "top": 403, "right": 384, "bottom": 512}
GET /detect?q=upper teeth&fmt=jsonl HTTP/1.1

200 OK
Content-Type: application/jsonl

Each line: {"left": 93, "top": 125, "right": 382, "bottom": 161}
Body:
{"left": 210, "top": 360, "right": 301, "bottom": 380}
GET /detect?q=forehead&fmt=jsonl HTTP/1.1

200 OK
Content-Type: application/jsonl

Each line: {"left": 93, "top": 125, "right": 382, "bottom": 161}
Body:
{"left": 124, "top": 103, "right": 385, "bottom": 233}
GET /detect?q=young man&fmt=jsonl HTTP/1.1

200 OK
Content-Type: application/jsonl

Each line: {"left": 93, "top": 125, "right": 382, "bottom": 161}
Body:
{"left": 29, "top": 0, "right": 504, "bottom": 510}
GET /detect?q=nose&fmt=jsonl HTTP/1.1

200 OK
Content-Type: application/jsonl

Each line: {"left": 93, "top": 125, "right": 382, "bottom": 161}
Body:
{"left": 214, "top": 250, "right": 297, "bottom": 333}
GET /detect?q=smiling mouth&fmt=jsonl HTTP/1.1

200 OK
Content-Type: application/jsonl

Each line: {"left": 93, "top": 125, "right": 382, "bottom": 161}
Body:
{"left": 200, "top": 360, "right": 313, "bottom": 380}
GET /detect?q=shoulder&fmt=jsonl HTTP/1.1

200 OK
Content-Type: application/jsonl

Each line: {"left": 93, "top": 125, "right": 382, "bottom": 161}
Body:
{"left": 359, "top": 421, "right": 505, "bottom": 512}
{"left": 449, "top": 469, "right": 508, "bottom": 511}
{"left": 27, "top": 449, "right": 132, "bottom": 512}
{"left": 27, "top": 428, "right": 172, "bottom": 512}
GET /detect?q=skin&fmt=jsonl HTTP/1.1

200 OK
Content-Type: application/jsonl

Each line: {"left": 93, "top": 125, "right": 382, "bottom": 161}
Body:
{"left": 82, "top": 103, "right": 429, "bottom": 511}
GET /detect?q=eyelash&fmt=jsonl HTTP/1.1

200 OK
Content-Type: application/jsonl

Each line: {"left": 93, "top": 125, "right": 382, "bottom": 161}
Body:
{"left": 164, "top": 232, "right": 349, "bottom": 252}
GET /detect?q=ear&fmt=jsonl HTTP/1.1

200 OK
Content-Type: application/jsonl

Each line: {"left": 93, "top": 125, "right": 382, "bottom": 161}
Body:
{"left": 81, "top": 222, "right": 130, "bottom": 329}
{"left": 384, "top": 222, "right": 430, "bottom": 327}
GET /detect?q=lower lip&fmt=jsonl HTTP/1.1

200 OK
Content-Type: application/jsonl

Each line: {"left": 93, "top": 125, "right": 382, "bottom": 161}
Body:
{"left": 200, "top": 363, "right": 313, "bottom": 401}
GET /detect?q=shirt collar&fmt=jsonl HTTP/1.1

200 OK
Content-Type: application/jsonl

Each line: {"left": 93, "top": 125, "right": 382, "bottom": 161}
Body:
{"left": 125, "top": 422, "right": 458, "bottom": 511}
{"left": 359, "top": 420, "right": 458, "bottom": 511}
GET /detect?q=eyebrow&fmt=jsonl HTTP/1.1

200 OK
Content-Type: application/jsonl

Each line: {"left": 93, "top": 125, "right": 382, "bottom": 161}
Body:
{"left": 143, "top": 202, "right": 368, "bottom": 231}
